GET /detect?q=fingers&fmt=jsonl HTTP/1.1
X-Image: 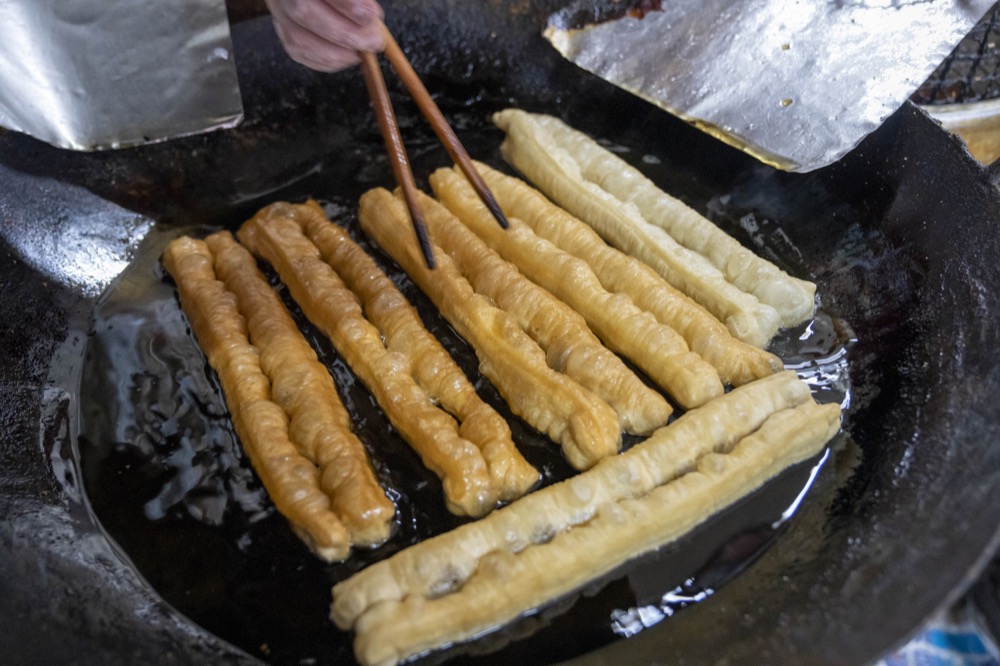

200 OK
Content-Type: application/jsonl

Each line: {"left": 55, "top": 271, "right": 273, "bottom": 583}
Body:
{"left": 267, "top": 0, "right": 385, "bottom": 72}
{"left": 334, "top": 0, "right": 382, "bottom": 27}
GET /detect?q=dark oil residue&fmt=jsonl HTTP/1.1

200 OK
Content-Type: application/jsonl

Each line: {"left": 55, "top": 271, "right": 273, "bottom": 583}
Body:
{"left": 77, "top": 113, "right": 855, "bottom": 666}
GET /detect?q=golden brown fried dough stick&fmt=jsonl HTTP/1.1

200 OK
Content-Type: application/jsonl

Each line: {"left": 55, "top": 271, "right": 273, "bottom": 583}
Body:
{"left": 332, "top": 370, "right": 812, "bottom": 627}
{"left": 162, "top": 236, "right": 353, "bottom": 561}
{"left": 296, "top": 202, "right": 539, "bottom": 505}
{"left": 204, "top": 232, "right": 395, "bottom": 547}
{"left": 359, "top": 187, "right": 621, "bottom": 471}
{"left": 412, "top": 188, "right": 674, "bottom": 430}
{"left": 238, "top": 203, "right": 537, "bottom": 517}
{"left": 494, "top": 108, "right": 787, "bottom": 348}
{"left": 431, "top": 166, "right": 723, "bottom": 410}
{"left": 334, "top": 375, "right": 841, "bottom": 666}
{"left": 472, "top": 161, "right": 782, "bottom": 386}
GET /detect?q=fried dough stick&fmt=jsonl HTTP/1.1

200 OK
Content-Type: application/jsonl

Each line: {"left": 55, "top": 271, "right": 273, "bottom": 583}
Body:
{"left": 471, "top": 161, "right": 782, "bottom": 386}
{"left": 238, "top": 202, "right": 538, "bottom": 517}
{"left": 495, "top": 110, "right": 815, "bottom": 328}
{"left": 411, "top": 189, "right": 675, "bottom": 430}
{"left": 204, "top": 232, "right": 395, "bottom": 547}
{"left": 332, "top": 370, "right": 812, "bottom": 625}
{"left": 494, "top": 109, "right": 787, "bottom": 348}
{"left": 351, "top": 403, "right": 839, "bottom": 666}
{"left": 359, "top": 187, "right": 621, "bottom": 471}
{"left": 296, "top": 203, "right": 540, "bottom": 507}
{"left": 431, "top": 166, "right": 723, "bottom": 410}
{"left": 163, "top": 237, "right": 352, "bottom": 561}
{"left": 333, "top": 376, "right": 841, "bottom": 666}
{"left": 305, "top": 204, "right": 540, "bottom": 502}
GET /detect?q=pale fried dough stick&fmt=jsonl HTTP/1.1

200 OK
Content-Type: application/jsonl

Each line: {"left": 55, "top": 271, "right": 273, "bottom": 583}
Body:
{"left": 331, "top": 370, "right": 811, "bottom": 626}
{"left": 496, "top": 110, "right": 815, "bottom": 327}
{"left": 431, "top": 166, "right": 723, "bottom": 410}
{"left": 413, "top": 189, "right": 675, "bottom": 430}
{"left": 359, "top": 187, "right": 621, "bottom": 471}
{"left": 352, "top": 403, "right": 839, "bottom": 666}
{"left": 334, "top": 377, "right": 841, "bottom": 666}
{"left": 494, "top": 108, "right": 786, "bottom": 348}
{"left": 204, "top": 232, "right": 395, "bottom": 547}
{"left": 238, "top": 202, "right": 537, "bottom": 517}
{"left": 163, "top": 236, "right": 353, "bottom": 561}
{"left": 472, "top": 160, "right": 782, "bottom": 386}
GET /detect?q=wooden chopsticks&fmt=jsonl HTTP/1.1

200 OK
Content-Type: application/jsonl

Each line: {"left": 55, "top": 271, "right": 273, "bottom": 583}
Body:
{"left": 358, "top": 50, "right": 435, "bottom": 268}
{"left": 379, "top": 26, "right": 510, "bottom": 233}
{"left": 359, "top": 25, "right": 510, "bottom": 269}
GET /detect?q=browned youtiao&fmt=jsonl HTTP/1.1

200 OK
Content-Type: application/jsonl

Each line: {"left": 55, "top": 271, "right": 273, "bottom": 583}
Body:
{"left": 203, "top": 231, "right": 394, "bottom": 547}
{"left": 238, "top": 201, "right": 538, "bottom": 517}
{"left": 411, "top": 187, "right": 673, "bottom": 430}
{"left": 431, "top": 165, "right": 724, "bottom": 410}
{"left": 359, "top": 187, "right": 622, "bottom": 471}
{"left": 163, "top": 235, "right": 392, "bottom": 561}
{"left": 470, "top": 160, "right": 783, "bottom": 386}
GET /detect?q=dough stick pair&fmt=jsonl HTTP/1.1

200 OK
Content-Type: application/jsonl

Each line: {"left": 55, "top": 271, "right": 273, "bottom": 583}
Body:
{"left": 409, "top": 186, "right": 673, "bottom": 430}
{"left": 430, "top": 165, "right": 724, "bottom": 409}
{"left": 162, "top": 234, "right": 393, "bottom": 561}
{"left": 332, "top": 372, "right": 841, "bottom": 666}
{"left": 331, "top": 370, "right": 808, "bottom": 622}
{"left": 359, "top": 187, "right": 622, "bottom": 471}
{"left": 471, "top": 160, "right": 783, "bottom": 386}
{"left": 494, "top": 109, "right": 816, "bottom": 348}
{"left": 239, "top": 201, "right": 538, "bottom": 518}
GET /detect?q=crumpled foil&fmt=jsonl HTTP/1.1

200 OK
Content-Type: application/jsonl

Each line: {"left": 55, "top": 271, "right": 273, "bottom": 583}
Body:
{"left": 545, "top": 0, "right": 995, "bottom": 172}
{"left": 0, "top": 0, "right": 243, "bottom": 151}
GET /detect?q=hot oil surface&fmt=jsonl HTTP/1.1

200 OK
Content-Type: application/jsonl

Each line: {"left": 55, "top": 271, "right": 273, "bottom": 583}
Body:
{"left": 78, "top": 112, "right": 854, "bottom": 665}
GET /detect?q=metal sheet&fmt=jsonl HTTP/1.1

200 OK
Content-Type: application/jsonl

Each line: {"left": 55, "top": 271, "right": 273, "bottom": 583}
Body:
{"left": 545, "top": 0, "right": 995, "bottom": 172}
{"left": 0, "top": 0, "right": 243, "bottom": 150}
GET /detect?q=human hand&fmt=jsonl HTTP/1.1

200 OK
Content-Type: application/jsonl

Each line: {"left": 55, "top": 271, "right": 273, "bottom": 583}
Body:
{"left": 266, "top": 0, "right": 384, "bottom": 72}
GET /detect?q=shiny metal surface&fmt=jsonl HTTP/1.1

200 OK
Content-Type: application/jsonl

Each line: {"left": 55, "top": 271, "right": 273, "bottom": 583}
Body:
{"left": 0, "top": 0, "right": 243, "bottom": 150}
{"left": 545, "top": 0, "right": 994, "bottom": 172}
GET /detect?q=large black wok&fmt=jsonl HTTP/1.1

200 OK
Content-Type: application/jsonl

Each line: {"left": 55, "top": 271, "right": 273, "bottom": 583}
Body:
{"left": 3, "top": 1, "right": 1000, "bottom": 664}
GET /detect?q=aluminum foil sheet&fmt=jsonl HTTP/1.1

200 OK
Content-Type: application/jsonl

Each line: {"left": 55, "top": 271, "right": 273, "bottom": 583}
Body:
{"left": 545, "top": 0, "right": 995, "bottom": 172}
{"left": 0, "top": 0, "right": 243, "bottom": 151}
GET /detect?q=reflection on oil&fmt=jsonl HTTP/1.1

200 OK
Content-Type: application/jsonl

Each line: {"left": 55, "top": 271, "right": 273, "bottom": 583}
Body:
{"left": 611, "top": 448, "right": 831, "bottom": 640}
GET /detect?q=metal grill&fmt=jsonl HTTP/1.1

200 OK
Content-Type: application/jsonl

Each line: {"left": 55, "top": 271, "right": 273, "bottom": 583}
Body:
{"left": 912, "top": 3, "right": 1000, "bottom": 105}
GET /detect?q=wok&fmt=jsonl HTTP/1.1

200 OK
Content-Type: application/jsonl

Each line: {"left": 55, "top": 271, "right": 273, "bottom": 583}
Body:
{"left": 2, "top": 1, "right": 1000, "bottom": 664}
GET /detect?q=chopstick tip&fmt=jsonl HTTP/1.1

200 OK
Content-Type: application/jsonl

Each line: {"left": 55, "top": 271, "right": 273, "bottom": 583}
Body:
{"left": 412, "top": 213, "right": 436, "bottom": 269}
{"left": 485, "top": 198, "right": 510, "bottom": 230}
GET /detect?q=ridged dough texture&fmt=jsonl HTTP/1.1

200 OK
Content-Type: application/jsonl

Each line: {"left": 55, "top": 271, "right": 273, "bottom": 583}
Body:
{"left": 414, "top": 183, "right": 675, "bottom": 428}
{"left": 431, "top": 164, "right": 725, "bottom": 409}
{"left": 493, "top": 108, "right": 816, "bottom": 348}
{"left": 332, "top": 372, "right": 841, "bottom": 666}
{"left": 238, "top": 200, "right": 538, "bottom": 518}
{"left": 165, "top": 106, "right": 835, "bottom": 666}
{"left": 359, "top": 187, "right": 622, "bottom": 471}
{"left": 162, "top": 233, "right": 394, "bottom": 561}
{"left": 463, "top": 160, "right": 783, "bottom": 387}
